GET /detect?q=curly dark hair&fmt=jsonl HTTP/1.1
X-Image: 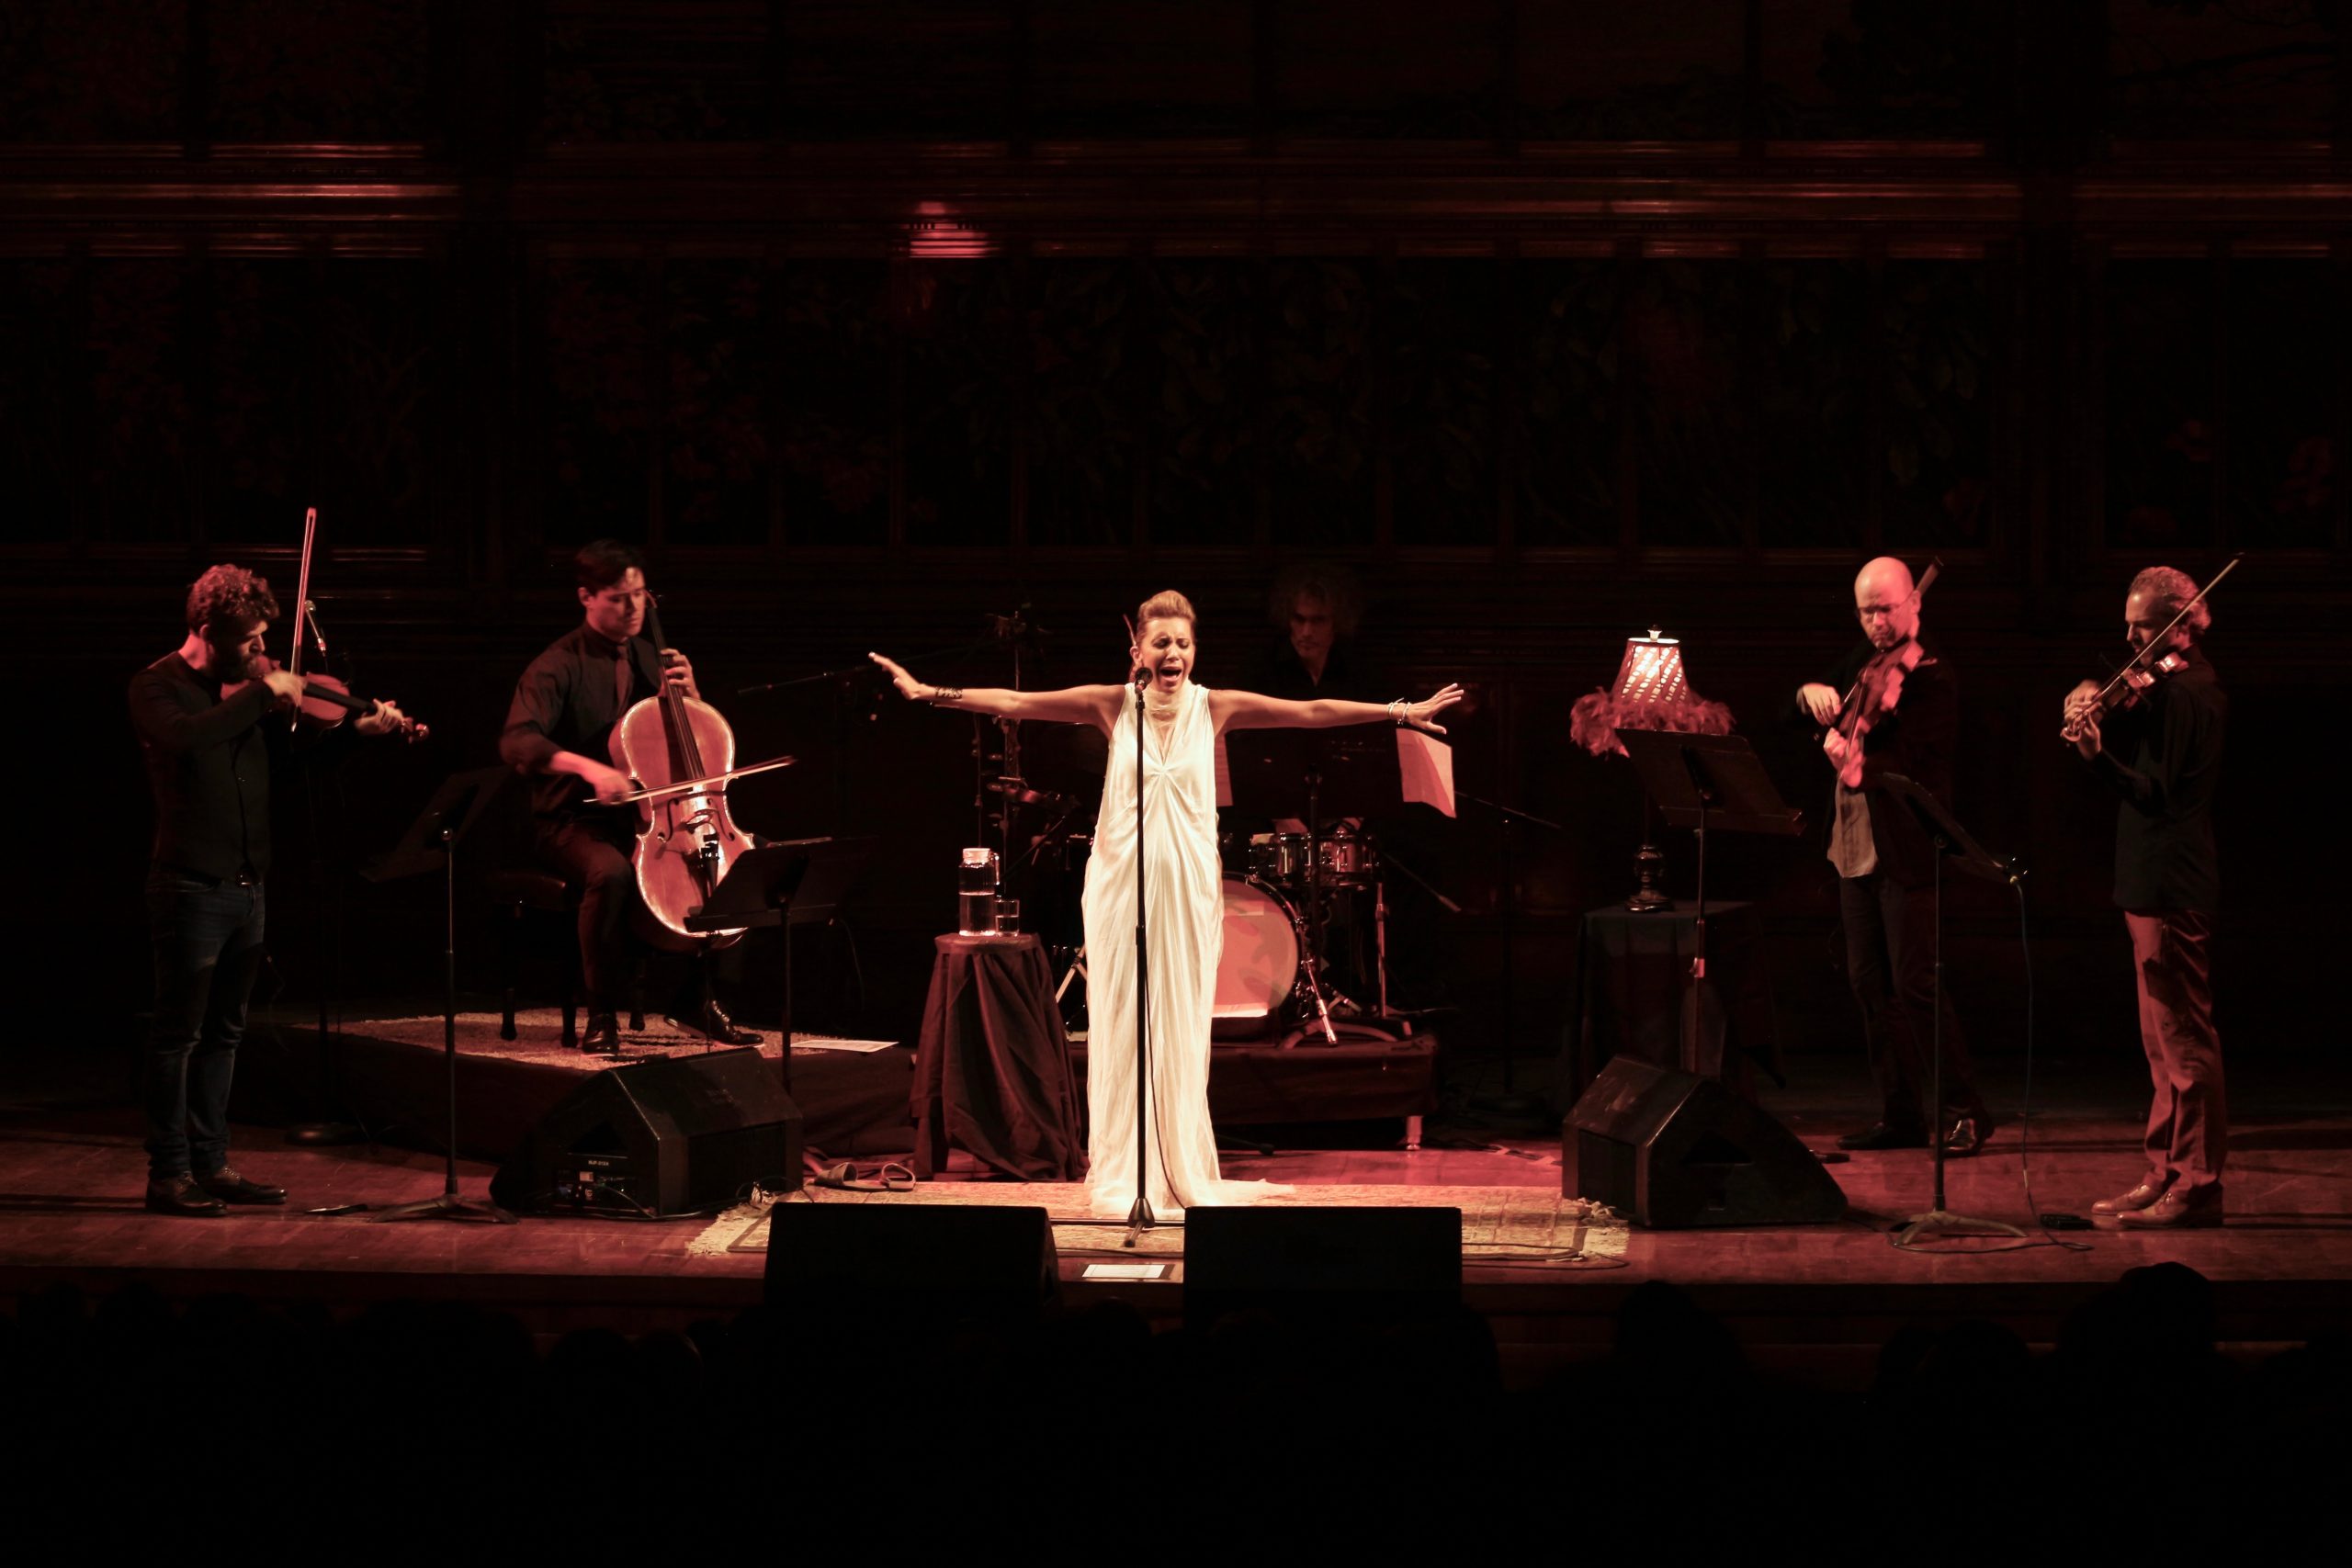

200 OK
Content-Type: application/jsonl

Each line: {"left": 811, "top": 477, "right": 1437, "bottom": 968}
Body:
{"left": 575, "top": 538, "right": 646, "bottom": 593}
{"left": 1266, "top": 560, "right": 1363, "bottom": 639}
{"left": 185, "top": 564, "right": 279, "bottom": 637}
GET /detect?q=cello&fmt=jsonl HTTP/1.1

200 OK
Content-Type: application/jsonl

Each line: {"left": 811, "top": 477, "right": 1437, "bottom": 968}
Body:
{"left": 609, "top": 595, "right": 759, "bottom": 952}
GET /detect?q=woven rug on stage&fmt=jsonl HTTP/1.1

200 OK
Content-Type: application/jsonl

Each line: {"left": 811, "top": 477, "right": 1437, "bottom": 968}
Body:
{"left": 348, "top": 1009, "right": 892, "bottom": 1067}
{"left": 690, "top": 1182, "right": 1628, "bottom": 1264}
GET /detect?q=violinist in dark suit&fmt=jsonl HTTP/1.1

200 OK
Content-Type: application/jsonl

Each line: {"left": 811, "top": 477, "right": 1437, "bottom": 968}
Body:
{"left": 1794, "top": 557, "right": 1994, "bottom": 1156}
{"left": 2065, "top": 566, "right": 2229, "bottom": 1228}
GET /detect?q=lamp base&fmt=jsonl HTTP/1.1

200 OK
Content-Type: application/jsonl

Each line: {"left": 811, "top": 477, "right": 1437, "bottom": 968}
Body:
{"left": 1626, "top": 840, "right": 1673, "bottom": 911}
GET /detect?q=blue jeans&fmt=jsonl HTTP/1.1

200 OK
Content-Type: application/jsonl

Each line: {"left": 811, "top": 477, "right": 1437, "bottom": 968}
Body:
{"left": 143, "top": 868, "right": 266, "bottom": 1181}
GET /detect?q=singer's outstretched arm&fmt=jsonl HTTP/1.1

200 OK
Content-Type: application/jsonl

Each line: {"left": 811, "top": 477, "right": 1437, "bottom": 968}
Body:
{"left": 869, "top": 653, "right": 1126, "bottom": 732}
{"left": 1213, "top": 684, "right": 1465, "bottom": 737}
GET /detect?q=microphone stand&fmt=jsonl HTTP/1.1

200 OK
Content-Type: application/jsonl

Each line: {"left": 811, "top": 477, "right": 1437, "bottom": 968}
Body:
{"left": 1124, "top": 672, "right": 1154, "bottom": 1247}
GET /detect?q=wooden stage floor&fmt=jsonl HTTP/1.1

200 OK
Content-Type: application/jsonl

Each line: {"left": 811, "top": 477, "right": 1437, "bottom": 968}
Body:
{"left": 6, "top": 1047, "right": 2351, "bottom": 1383}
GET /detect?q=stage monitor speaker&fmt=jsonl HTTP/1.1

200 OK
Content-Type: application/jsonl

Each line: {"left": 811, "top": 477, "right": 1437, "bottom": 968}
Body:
{"left": 491, "top": 1046, "right": 802, "bottom": 1216}
{"left": 764, "top": 1202, "right": 1059, "bottom": 1324}
{"left": 1563, "top": 1058, "right": 1847, "bottom": 1228}
{"left": 1182, "top": 1206, "right": 1462, "bottom": 1328}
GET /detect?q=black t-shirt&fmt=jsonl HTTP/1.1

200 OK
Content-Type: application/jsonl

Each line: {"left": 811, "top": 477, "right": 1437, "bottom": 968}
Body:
{"left": 2086, "top": 649, "right": 2226, "bottom": 912}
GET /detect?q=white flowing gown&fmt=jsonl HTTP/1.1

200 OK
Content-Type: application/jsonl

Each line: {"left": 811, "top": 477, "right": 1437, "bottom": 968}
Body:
{"left": 1081, "top": 681, "right": 1292, "bottom": 1217}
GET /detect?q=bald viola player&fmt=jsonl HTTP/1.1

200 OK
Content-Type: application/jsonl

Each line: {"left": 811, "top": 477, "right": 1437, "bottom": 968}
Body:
{"left": 1794, "top": 557, "right": 1996, "bottom": 1156}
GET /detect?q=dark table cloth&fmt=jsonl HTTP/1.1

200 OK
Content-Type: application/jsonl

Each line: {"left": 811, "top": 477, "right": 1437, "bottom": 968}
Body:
{"left": 911, "top": 933, "right": 1087, "bottom": 1180}
{"left": 1558, "top": 899, "right": 1781, "bottom": 1109}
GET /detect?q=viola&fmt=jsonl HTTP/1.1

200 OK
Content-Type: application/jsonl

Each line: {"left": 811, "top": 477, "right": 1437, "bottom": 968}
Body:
{"left": 1821, "top": 558, "right": 1940, "bottom": 790}
{"left": 2060, "top": 649, "right": 2188, "bottom": 742}
{"left": 609, "top": 595, "right": 757, "bottom": 953}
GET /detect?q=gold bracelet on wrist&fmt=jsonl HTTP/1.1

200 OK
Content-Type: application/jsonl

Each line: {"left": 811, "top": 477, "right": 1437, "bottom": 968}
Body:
{"left": 929, "top": 686, "right": 965, "bottom": 705}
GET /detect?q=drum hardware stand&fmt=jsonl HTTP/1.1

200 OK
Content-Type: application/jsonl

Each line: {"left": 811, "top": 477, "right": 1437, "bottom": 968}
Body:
{"left": 1294, "top": 766, "right": 1343, "bottom": 1044}
{"left": 1879, "top": 774, "right": 2030, "bottom": 1250}
{"left": 1372, "top": 847, "right": 1464, "bottom": 1033}
{"left": 1456, "top": 792, "right": 1566, "bottom": 1121}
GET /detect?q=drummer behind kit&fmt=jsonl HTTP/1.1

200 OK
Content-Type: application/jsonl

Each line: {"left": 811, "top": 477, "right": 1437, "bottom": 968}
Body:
{"left": 1033, "top": 723, "right": 1452, "bottom": 1049}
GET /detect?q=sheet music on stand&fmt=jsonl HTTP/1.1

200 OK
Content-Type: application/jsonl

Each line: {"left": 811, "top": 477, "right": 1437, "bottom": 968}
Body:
{"left": 1220, "top": 723, "right": 1453, "bottom": 818}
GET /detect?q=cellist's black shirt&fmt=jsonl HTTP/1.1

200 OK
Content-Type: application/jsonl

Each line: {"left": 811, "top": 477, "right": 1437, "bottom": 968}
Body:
{"left": 2086, "top": 647, "right": 2226, "bottom": 912}
{"left": 501, "top": 624, "right": 663, "bottom": 819}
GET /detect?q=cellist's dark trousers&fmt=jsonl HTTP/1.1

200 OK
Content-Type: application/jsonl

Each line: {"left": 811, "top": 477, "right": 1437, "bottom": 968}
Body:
{"left": 1839, "top": 870, "right": 1988, "bottom": 1132}
{"left": 535, "top": 816, "right": 638, "bottom": 1011}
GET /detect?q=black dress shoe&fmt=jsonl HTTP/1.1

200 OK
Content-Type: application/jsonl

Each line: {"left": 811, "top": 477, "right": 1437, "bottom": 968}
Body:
{"left": 1837, "top": 1122, "right": 1928, "bottom": 1151}
{"left": 144, "top": 1174, "right": 228, "bottom": 1218}
{"left": 1941, "top": 1112, "right": 1993, "bottom": 1158}
{"left": 669, "top": 1000, "right": 761, "bottom": 1046}
{"left": 581, "top": 1011, "right": 622, "bottom": 1055}
{"left": 195, "top": 1168, "right": 287, "bottom": 1205}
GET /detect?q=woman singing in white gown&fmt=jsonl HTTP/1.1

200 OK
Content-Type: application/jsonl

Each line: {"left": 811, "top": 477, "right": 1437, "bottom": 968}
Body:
{"left": 873, "top": 590, "right": 1463, "bottom": 1218}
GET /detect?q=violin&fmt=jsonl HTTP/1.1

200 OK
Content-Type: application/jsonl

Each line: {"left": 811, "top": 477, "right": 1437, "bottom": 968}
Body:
{"left": 232, "top": 656, "right": 430, "bottom": 743}
{"left": 2060, "top": 554, "right": 2238, "bottom": 745}
{"left": 236, "top": 504, "right": 428, "bottom": 741}
{"left": 1822, "top": 558, "right": 1940, "bottom": 790}
{"left": 609, "top": 595, "right": 757, "bottom": 953}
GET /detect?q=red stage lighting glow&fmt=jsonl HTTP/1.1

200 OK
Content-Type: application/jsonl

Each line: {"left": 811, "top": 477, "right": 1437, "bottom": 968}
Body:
{"left": 906, "top": 200, "right": 992, "bottom": 258}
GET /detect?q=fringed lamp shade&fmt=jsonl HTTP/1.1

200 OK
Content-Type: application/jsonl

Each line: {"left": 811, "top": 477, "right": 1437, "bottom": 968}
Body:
{"left": 1611, "top": 631, "right": 1689, "bottom": 705}
{"left": 1570, "top": 628, "right": 1734, "bottom": 757}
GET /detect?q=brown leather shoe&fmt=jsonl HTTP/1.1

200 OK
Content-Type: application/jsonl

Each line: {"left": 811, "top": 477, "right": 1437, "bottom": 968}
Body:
{"left": 1940, "top": 1114, "right": 1992, "bottom": 1158}
{"left": 2091, "top": 1180, "right": 2168, "bottom": 1216}
{"left": 2113, "top": 1190, "right": 2223, "bottom": 1229}
{"left": 144, "top": 1174, "right": 227, "bottom": 1218}
{"left": 195, "top": 1168, "right": 287, "bottom": 1205}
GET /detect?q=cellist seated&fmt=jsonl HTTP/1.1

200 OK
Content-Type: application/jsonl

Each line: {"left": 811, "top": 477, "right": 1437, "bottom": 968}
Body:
{"left": 499, "top": 539, "right": 760, "bottom": 1055}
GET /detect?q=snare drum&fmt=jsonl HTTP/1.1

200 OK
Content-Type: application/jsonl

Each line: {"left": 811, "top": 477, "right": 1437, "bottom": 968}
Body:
{"left": 1213, "top": 877, "right": 1302, "bottom": 1035}
{"left": 1315, "top": 829, "right": 1380, "bottom": 886}
{"left": 1247, "top": 832, "right": 1313, "bottom": 886}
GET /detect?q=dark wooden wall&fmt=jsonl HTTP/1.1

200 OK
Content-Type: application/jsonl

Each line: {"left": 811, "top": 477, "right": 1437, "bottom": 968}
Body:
{"left": 9, "top": 3, "right": 2348, "bottom": 1072}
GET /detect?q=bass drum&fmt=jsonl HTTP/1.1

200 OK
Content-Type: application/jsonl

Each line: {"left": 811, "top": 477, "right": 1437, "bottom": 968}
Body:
{"left": 1212, "top": 877, "right": 1302, "bottom": 1040}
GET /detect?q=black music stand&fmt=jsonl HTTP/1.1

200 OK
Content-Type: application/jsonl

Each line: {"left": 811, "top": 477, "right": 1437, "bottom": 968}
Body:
{"left": 363, "top": 767, "right": 517, "bottom": 1224}
{"left": 1617, "top": 732, "right": 1803, "bottom": 1079}
{"left": 686, "top": 836, "right": 873, "bottom": 1098}
{"left": 1877, "top": 773, "right": 2027, "bottom": 1247}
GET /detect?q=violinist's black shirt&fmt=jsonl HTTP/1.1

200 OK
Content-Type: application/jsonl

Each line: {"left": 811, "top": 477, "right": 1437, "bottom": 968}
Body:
{"left": 501, "top": 624, "right": 663, "bottom": 819}
{"left": 129, "top": 653, "right": 284, "bottom": 882}
{"left": 2086, "top": 647, "right": 2226, "bottom": 912}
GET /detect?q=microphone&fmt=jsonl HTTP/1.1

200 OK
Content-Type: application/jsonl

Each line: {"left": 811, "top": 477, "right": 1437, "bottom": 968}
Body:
{"left": 1133, "top": 664, "right": 1150, "bottom": 691}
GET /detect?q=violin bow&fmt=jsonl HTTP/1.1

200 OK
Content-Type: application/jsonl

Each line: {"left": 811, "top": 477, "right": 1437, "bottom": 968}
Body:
{"left": 285, "top": 505, "right": 319, "bottom": 729}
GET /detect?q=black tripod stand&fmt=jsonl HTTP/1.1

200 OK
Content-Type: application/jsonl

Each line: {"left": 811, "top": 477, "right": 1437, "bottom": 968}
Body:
{"left": 1616, "top": 731, "right": 1803, "bottom": 1082}
{"left": 1454, "top": 791, "right": 1564, "bottom": 1121}
{"left": 1879, "top": 773, "right": 2027, "bottom": 1247}
{"left": 367, "top": 768, "right": 514, "bottom": 1225}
